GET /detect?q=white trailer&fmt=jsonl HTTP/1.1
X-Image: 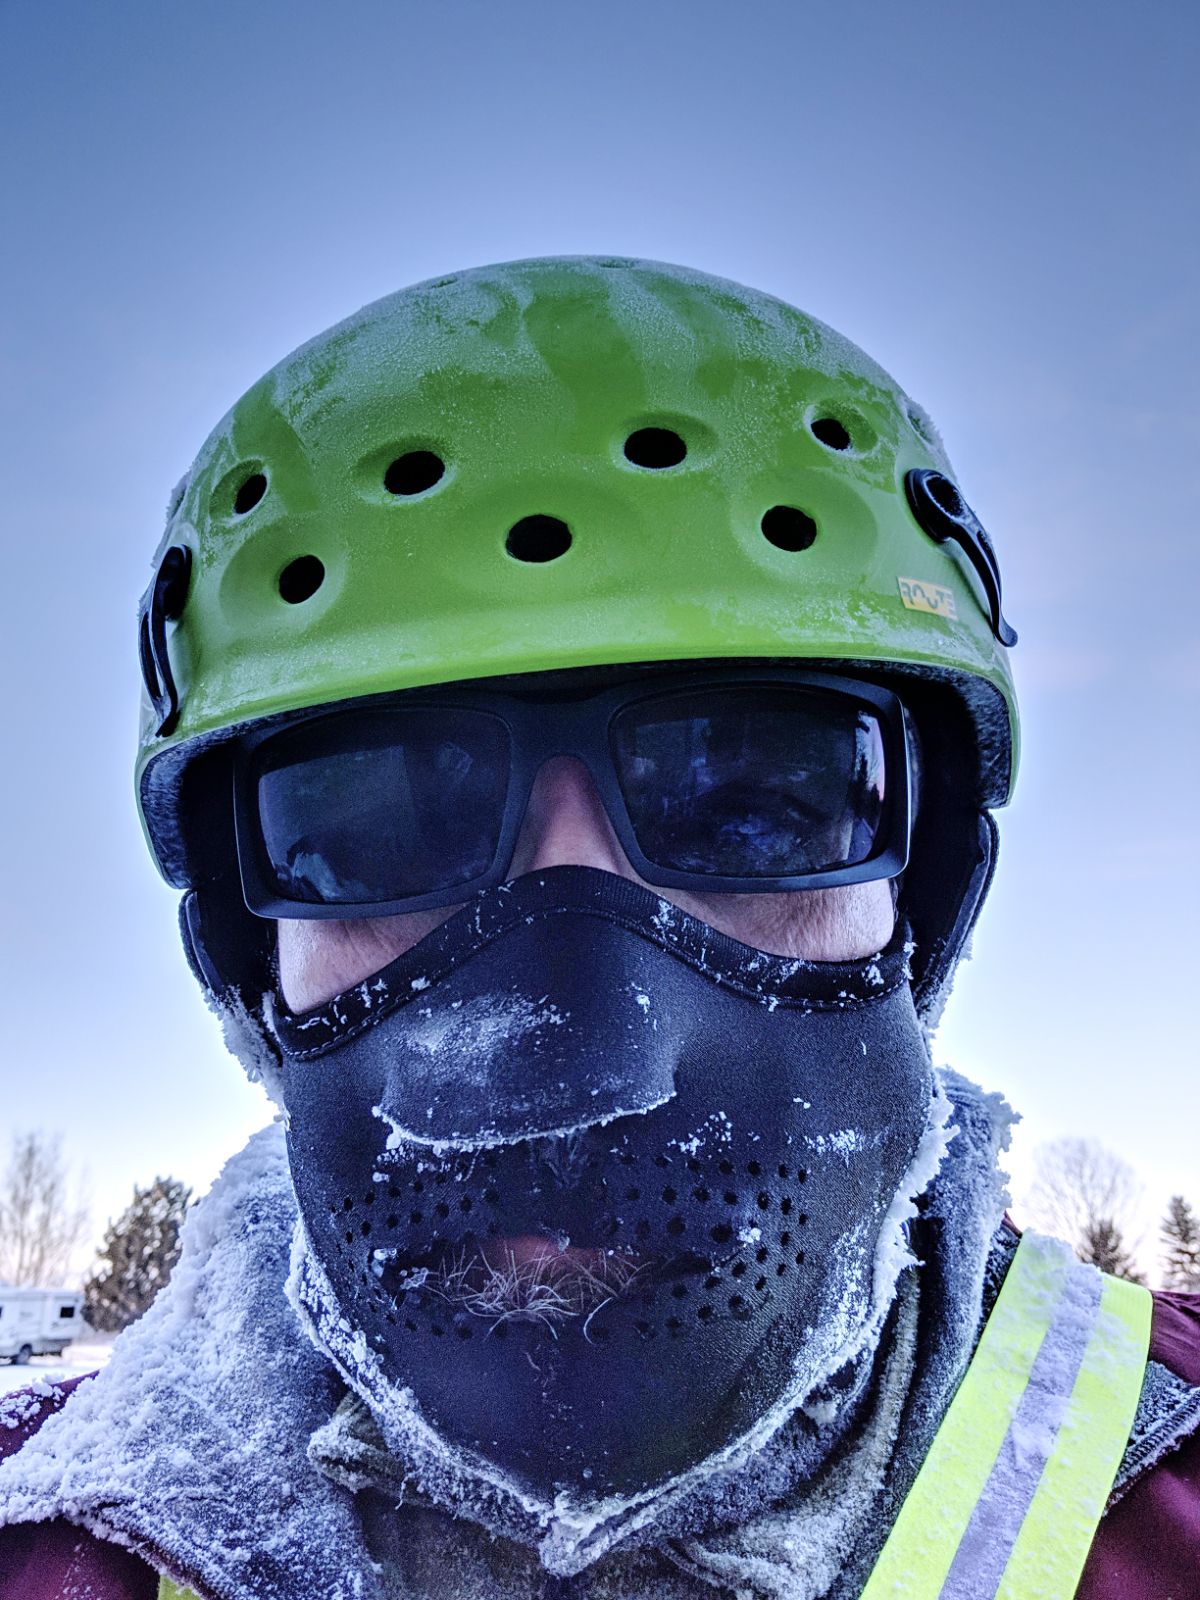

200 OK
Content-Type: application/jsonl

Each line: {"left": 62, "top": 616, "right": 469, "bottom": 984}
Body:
{"left": 0, "top": 1286, "right": 86, "bottom": 1364}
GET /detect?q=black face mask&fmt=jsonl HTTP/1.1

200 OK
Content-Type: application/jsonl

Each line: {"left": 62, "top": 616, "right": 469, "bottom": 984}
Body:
{"left": 275, "top": 867, "right": 935, "bottom": 1505}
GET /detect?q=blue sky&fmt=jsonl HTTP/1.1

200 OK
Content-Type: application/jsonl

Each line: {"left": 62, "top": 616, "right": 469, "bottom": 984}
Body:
{"left": 1, "top": 0, "right": 1196, "bottom": 1271}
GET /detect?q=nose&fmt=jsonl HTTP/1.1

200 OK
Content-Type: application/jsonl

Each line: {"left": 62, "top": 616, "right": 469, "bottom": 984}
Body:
{"left": 507, "top": 756, "right": 639, "bottom": 883}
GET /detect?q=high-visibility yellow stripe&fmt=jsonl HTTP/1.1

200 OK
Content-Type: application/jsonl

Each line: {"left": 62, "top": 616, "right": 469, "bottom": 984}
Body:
{"left": 996, "top": 1271, "right": 1151, "bottom": 1600}
{"left": 861, "top": 1234, "right": 1151, "bottom": 1600}
{"left": 158, "top": 1578, "right": 201, "bottom": 1600}
{"left": 860, "top": 1236, "right": 1071, "bottom": 1598}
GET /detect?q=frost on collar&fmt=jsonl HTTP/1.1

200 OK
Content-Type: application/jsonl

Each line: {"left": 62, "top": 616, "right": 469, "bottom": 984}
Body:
{"left": 0, "top": 1123, "right": 381, "bottom": 1600}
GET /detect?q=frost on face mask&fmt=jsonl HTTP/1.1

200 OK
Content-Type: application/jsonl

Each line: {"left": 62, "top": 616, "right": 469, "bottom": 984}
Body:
{"left": 274, "top": 867, "right": 943, "bottom": 1549}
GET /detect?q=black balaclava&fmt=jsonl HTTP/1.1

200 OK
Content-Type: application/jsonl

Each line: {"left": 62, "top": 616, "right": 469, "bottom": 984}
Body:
{"left": 272, "top": 866, "right": 950, "bottom": 1516}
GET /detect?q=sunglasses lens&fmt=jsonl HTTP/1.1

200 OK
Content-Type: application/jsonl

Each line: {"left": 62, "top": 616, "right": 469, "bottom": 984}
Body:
{"left": 251, "top": 707, "right": 510, "bottom": 906}
{"left": 611, "top": 688, "right": 889, "bottom": 878}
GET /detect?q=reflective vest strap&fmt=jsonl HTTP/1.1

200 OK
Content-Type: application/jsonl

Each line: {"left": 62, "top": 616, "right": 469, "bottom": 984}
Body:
{"left": 859, "top": 1233, "right": 1151, "bottom": 1600}
{"left": 158, "top": 1579, "right": 201, "bottom": 1600}
{"left": 997, "top": 1271, "right": 1151, "bottom": 1600}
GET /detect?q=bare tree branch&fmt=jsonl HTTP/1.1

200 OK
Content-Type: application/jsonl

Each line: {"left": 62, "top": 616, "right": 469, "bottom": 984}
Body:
{"left": 0, "top": 1130, "right": 92, "bottom": 1287}
{"left": 1023, "top": 1137, "right": 1145, "bottom": 1280}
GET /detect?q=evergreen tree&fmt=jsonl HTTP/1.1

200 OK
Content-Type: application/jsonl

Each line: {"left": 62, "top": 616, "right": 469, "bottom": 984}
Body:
{"left": 1161, "top": 1195, "right": 1200, "bottom": 1292}
{"left": 1079, "top": 1216, "right": 1146, "bottom": 1284}
{"left": 83, "top": 1176, "right": 192, "bottom": 1332}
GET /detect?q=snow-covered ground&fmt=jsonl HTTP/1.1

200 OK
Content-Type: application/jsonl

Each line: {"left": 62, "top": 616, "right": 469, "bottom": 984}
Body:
{"left": 1, "top": 1336, "right": 115, "bottom": 1397}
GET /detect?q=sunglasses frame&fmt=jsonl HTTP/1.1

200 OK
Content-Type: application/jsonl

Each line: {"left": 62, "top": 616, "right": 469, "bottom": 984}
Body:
{"left": 233, "top": 667, "right": 911, "bottom": 920}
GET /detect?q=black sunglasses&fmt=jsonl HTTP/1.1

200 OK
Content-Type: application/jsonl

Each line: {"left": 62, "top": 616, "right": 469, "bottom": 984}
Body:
{"left": 232, "top": 668, "right": 911, "bottom": 920}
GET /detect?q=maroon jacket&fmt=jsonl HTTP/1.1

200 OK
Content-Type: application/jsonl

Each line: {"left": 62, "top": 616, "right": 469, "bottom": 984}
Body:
{"left": 3, "top": 1292, "right": 1199, "bottom": 1600}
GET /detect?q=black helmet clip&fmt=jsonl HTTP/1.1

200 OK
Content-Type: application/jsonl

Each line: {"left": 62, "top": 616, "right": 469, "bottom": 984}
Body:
{"left": 138, "top": 544, "right": 193, "bottom": 736}
{"left": 905, "top": 469, "right": 1017, "bottom": 648}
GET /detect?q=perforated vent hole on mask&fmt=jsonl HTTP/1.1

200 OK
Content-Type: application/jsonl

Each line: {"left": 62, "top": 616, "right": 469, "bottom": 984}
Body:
{"left": 506, "top": 515, "right": 572, "bottom": 563}
{"left": 761, "top": 506, "right": 817, "bottom": 552}
{"left": 278, "top": 556, "right": 325, "bottom": 603}
{"left": 384, "top": 451, "right": 445, "bottom": 496}
{"left": 810, "top": 416, "right": 853, "bottom": 451}
{"left": 333, "top": 1135, "right": 819, "bottom": 1349}
{"left": 624, "top": 428, "right": 687, "bottom": 469}
{"left": 234, "top": 472, "right": 267, "bottom": 514}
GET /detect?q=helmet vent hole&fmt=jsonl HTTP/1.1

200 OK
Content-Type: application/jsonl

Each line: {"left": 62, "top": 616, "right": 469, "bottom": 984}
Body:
{"left": 234, "top": 473, "right": 267, "bottom": 514}
{"left": 624, "top": 428, "right": 687, "bottom": 469}
{"left": 506, "top": 515, "right": 572, "bottom": 564}
{"left": 761, "top": 507, "right": 817, "bottom": 552}
{"left": 278, "top": 556, "right": 325, "bottom": 604}
{"left": 384, "top": 451, "right": 445, "bottom": 496}
{"left": 810, "top": 416, "right": 852, "bottom": 451}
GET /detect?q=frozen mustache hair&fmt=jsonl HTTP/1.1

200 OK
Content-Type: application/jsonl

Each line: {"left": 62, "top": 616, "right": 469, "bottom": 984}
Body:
{"left": 274, "top": 866, "right": 940, "bottom": 1508}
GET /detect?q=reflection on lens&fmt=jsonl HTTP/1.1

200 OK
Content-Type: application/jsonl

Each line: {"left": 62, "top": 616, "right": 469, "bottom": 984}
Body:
{"left": 611, "top": 689, "right": 886, "bottom": 877}
{"left": 254, "top": 708, "right": 509, "bottom": 904}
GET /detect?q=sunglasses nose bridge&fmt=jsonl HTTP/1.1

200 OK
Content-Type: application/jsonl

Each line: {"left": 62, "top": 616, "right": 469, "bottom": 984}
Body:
{"left": 506, "top": 753, "right": 638, "bottom": 885}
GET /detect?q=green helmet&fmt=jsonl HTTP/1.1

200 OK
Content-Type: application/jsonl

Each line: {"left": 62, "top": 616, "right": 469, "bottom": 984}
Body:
{"left": 137, "top": 256, "right": 1017, "bottom": 1044}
